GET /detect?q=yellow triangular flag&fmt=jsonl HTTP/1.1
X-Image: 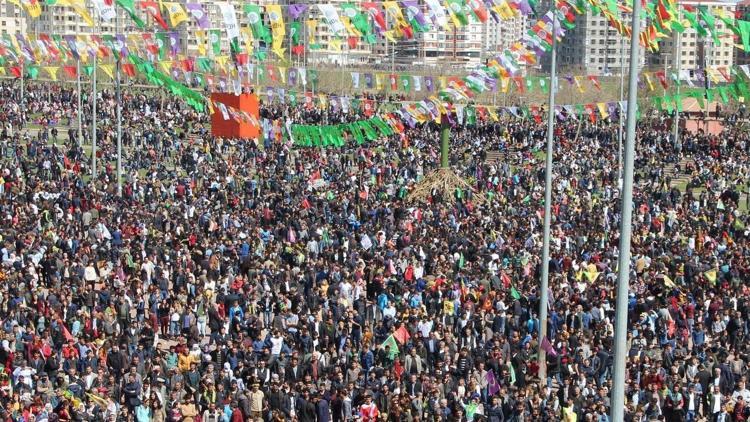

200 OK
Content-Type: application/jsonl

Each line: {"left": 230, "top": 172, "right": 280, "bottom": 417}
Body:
{"left": 195, "top": 30, "right": 207, "bottom": 56}
{"left": 329, "top": 38, "right": 342, "bottom": 52}
{"left": 278, "top": 66, "right": 286, "bottom": 84}
{"left": 158, "top": 61, "right": 173, "bottom": 75}
{"left": 0, "top": 68, "right": 7, "bottom": 76}
{"left": 59, "top": 0, "right": 94, "bottom": 26}
{"left": 43, "top": 66, "right": 58, "bottom": 81}
{"left": 99, "top": 64, "right": 114, "bottom": 80}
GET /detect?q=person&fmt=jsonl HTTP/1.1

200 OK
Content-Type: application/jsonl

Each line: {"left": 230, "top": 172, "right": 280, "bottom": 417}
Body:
{"left": 249, "top": 382, "right": 265, "bottom": 419}
{"left": 360, "top": 394, "right": 379, "bottom": 422}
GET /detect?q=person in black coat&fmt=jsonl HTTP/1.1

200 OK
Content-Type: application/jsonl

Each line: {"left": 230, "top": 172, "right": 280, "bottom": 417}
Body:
{"left": 122, "top": 374, "right": 141, "bottom": 411}
{"left": 296, "top": 390, "right": 317, "bottom": 422}
{"left": 315, "top": 392, "right": 331, "bottom": 422}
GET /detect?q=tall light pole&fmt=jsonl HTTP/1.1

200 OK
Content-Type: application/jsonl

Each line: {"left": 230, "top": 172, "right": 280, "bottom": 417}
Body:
{"left": 610, "top": 0, "right": 641, "bottom": 420}
{"left": 672, "top": 8, "right": 682, "bottom": 146}
{"left": 77, "top": 58, "right": 82, "bottom": 147}
{"left": 618, "top": 25, "right": 625, "bottom": 186}
{"left": 538, "top": 8, "right": 556, "bottom": 382}
{"left": 116, "top": 10, "right": 123, "bottom": 196}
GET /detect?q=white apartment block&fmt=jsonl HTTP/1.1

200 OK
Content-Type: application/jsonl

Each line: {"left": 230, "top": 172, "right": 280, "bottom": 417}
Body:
{"left": 651, "top": 0, "right": 735, "bottom": 71}
{"left": 0, "top": 1, "right": 27, "bottom": 36}
{"left": 556, "top": 9, "right": 646, "bottom": 76}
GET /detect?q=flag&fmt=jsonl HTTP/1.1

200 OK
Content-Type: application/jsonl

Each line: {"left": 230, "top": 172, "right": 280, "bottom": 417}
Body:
{"left": 384, "top": 1, "right": 413, "bottom": 38}
{"left": 573, "top": 75, "right": 585, "bottom": 93}
{"left": 381, "top": 334, "right": 399, "bottom": 359}
{"left": 318, "top": 4, "right": 347, "bottom": 36}
{"left": 186, "top": 3, "right": 208, "bottom": 29}
{"left": 58, "top": 0, "right": 93, "bottom": 26}
{"left": 425, "top": 0, "right": 449, "bottom": 29}
{"left": 508, "top": 361, "right": 516, "bottom": 385}
{"left": 588, "top": 75, "right": 601, "bottom": 90}
{"left": 510, "top": 286, "right": 521, "bottom": 300}
{"left": 402, "top": 0, "right": 430, "bottom": 33}
{"left": 244, "top": 4, "right": 272, "bottom": 43}
{"left": 99, "top": 64, "right": 114, "bottom": 80}
{"left": 43, "top": 66, "right": 58, "bottom": 80}
{"left": 739, "top": 20, "right": 750, "bottom": 53}
{"left": 164, "top": 2, "right": 188, "bottom": 27}
{"left": 218, "top": 2, "right": 240, "bottom": 48}
{"left": 446, "top": 0, "right": 470, "bottom": 27}
{"left": 363, "top": 2, "right": 388, "bottom": 33}
{"left": 91, "top": 0, "right": 117, "bottom": 21}
{"left": 289, "top": 4, "right": 307, "bottom": 19}
{"left": 486, "top": 369, "right": 500, "bottom": 395}
{"left": 541, "top": 336, "right": 558, "bottom": 356}
{"left": 266, "top": 4, "right": 285, "bottom": 58}
{"left": 655, "top": 70, "right": 669, "bottom": 89}
{"left": 394, "top": 325, "right": 411, "bottom": 344}
{"left": 139, "top": 1, "right": 168, "bottom": 30}
{"left": 209, "top": 29, "right": 221, "bottom": 55}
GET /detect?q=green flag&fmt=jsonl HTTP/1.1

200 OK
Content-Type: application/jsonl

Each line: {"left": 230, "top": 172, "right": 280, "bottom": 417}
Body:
{"left": 446, "top": 0, "right": 469, "bottom": 26}
{"left": 508, "top": 361, "right": 516, "bottom": 385}
{"left": 510, "top": 287, "right": 521, "bottom": 300}
{"left": 738, "top": 20, "right": 750, "bottom": 54}
{"left": 116, "top": 0, "right": 145, "bottom": 29}
{"left": 465, "top": 106, "right": 476, "bottom": 125}
{"left": 156, "top": 32, "right": 169, "bottom": 60}
{"left": 683, "top": 10, "right": 707, "bottom": 37}
{"left": 381, "top": 335, "right": 399, "bottom": 359}
{"left": 342, "top": 3, "right": 376, "bottom": 43}
{"left": 209, "top": 29, "right": 221, "bottom": 55}
{"left": 83, "top": 65, "right": 94, "bottom": 76}
{"left": 27, "top": 66, "right": 38, "bottom": 80}
{"left": 400, "top": 75, "right": 411, "bottom": 92}
{"left": 244, "top": 4, "right": 272, "bottom": 44}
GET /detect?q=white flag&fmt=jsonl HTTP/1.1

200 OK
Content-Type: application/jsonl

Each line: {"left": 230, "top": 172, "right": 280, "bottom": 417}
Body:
{"left": 318, "top": 4, "right": 346, "bottom": 36}
{"left": 218, "top": 3, "right": 240, "bottom": 41}
{"left": 91, "top": 0, "right": 116, "bottom": 21}
{"left": 413, "top": 76, "right": 422, "bottom": 92}
{"left": 425, "top": 0, "right": 449, "bottom": 29}
{"left": 352, "top": 72, "right": 360, "bottom": 89}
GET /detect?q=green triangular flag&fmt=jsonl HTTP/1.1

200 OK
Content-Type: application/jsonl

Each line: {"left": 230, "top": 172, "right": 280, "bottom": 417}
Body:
{"left": 508, "top": 361, "right": 516, "bottom": 385}
{"left": 83, "top": 65, "right": 94, "bottom": 76}
{"left": 510, "top": 287, "right": 521, "bottom": 300}
{"left": 244, "top": 4, "right": 272, "bottom": 44}
{"left": 27, "top": 66, "right": 39, "bottom": 80}
{"left": 381, "top": 334, "right": 399, "bottom": 359}
{"left": 739, "top": 20, "right": 750, "bottom": 55}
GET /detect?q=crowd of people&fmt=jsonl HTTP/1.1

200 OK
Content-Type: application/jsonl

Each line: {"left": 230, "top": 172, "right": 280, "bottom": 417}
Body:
{"left": 0, "top": 79, "right": 748, "bottom": 422}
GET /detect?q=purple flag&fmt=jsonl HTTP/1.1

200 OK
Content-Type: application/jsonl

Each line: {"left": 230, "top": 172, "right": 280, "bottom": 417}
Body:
{"left": 564, "top": 75, "right": 574, "bottom": 86}
{"left": 607, "top": 102, "right": 617, "bottom": 117}
{"left": 169, "top": 32, "right": 180, "bottom": 56}
{"left": 695, "top": 71, "right": 705, "bottom": 84}
{"left": 288, "top": 68, "right": 297, "bottom": 86}
{"left": 424, "top": 76, "right": 434, "bottom": 92}
{"left": 554, "top": 106, "right": 565, "bottom": 121}
{"left": 64, "top": 35, "right": 79, "bottom": 60}
{"left": 485, "top": 0, "right": 502, "bottom": 22}
{"left": 516, "top": 0, "right": 533, "bottom": 15}
{"left": 116, "top": 34, "right": 129, "bottom": 57}
{"left": 541, "top": 336, "right": 558, "bottom": 357}
{"left": 288, "top": 4, "right": 308, "bottom": 20}
{"left": 331, "top": 96, "right": 340, "bottom": 112}
{"left": 364, "top": 73, "right": 373, "bottom": 89}
{"left": 401, "top": 0, "right": 428, "bottom": 27}
{"left": 186, "top": 3, "right": 209, "bottom": 29}
{"left": 486, "top": 370, "right": 500, "bottom": 396}
{"left": 266, "top": 86, "right": 275, "bottom": 102}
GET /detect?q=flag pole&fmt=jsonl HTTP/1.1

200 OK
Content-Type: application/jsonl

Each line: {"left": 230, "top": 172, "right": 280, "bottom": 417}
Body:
{"left": 610, "top": 0, "right": 641, "bottom": 419}
{"left": 91, "top": 15, "right": 98, "bottom": 181}
{"left": 77, "top": 58, "right": 82, "bottom": 147}
{"left": 116, "top": 8, "right": 123, "bottom": 196}
{"left": 538, "top": 6, "right": 557, "bottom": 382}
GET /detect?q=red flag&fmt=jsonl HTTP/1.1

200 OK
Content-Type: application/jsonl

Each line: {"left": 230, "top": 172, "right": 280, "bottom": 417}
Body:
{"left": 513, "top": 77, "right": 525, "bottom": 93}
{"left": 394, "top": 358, "right": 404, "bottom": 380}
{"left": 266, "top": 65, "right": 277, "bottom": 82}
{"left": 588, "top": 75, "right": 601, "bottom": 90}
{"left": 655, "top": 70, "right": 669, "bottom": 89}
{"left": 501, "top": 272, "right": 511, "bottom": 288}
{"left": 530, "top": 105, "right": 542, "bottom": 124}
{"left": 584, "top": 104, "right": 597, "bottom": 123}
{"left": 393, "top": 326, "right": 411, "bottom": 344}
{"left": 10, "top": 66, "right": 21, "bottom": 78}
{"left": 467, "top": 0, "right": 489, "bottom": 23}
{"left": 389, "top": 74, "right": 398, "bottom": 91}
{"left": 363, "top": 99, "right": 374, "bottom": 117}
{"left": 304, "top": 92, "right": 313, "bottom": 110}
{"left": 181, "top": 58, "right": 194, "bottom": 72}
{"left": 363, "top": 2, "right": 387, "bottom": 33}
{"left": 58, "top": 319, "right": 74, "bottom": 342}
{"left": 717, "top": 67, "right": 731, "bottom": 82}
{"left": 63, "top": 65, "right": 77, "bottom": 78}
{"left": 347, "top": 36, "right": 358, "bottom": 49}
{"left": 236, "top": 54, "right": 248, "bottom": 66}
{"left": 122, "top": 63, "right": 136, "bottom": 77}
{"left": 139, "top": 1, "right": 169, "bottom": 30}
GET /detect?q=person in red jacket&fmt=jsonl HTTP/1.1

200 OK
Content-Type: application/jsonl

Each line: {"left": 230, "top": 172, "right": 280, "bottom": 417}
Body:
{"left": 359, "top": 394, "right": 379, "bottom": 422}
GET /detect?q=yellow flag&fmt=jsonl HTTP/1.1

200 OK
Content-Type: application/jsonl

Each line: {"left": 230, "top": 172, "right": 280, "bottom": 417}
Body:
{"left": 329, "top": 38, "right": 342, "bottom": 52}
{"left": 573, "top": 76, "right": 585, "bottom": 93}
{"left": 206, "top": 99, "right": 215, "bottom": 115}
{"left": 278, "top": 66, "right": 287, "bottom": 84}
{"left": 164, "top": 2, "right": 188, "bottom": 27}
{"left": 500, "top": 77, "right": 510, "bottom": 93}
{"left": 341, "top": 16, "right": 359, "bottom": 36}
{"left": 643, "top": 73, "right": 654, "bottom": 91}
{"left": 488, "top": 107, "right": 499, "bottom": 122}
{"left": 318, "top": 94, "right": 327, "bottom": 109}
{"left": 195, "top": 30, "right": 207, "bottom": 56}
{"left": 383, "top": 30, "right": 397, "bottom": 43}
{"left": 0, "top": 68, "right": 6, "bottom": 76}
{"left": 99, "top": 64, "right": 114, "bottom": 80}
{"left": 215, "top": 56, "right": 229, "bottom": 71}
{"left": 241, "top": 28, "right": 254, "bottom": 55}
{"left": 375, "top": 73, "right": 384, "bottom": 90}
{"left": 59, "top": 0, "right": 94, "bottom": 26}
{"left": 158, "top": 61, "right": 173, "bottom": 75}
{"left": 11, "top": 0, "right": 41, "bottom": 18}
{"left": 43, "top": 66, "right": 58, "bottom": 81}
{"left": 306, "top": 20, "right": 318, "bottom": 46}
{"left": 439, "top": 77, "right": 447, "bottom": 89}
{"left": 266, "top": 5, "right": 285, "bottom": 59}
{"left": 384, "top": 1, "right": 408, "bottom": 32}
{"left": 596, "top": 103, "right": 609, "bottom": 120}
{"left": 704, "top": 269, "right": 717, "bottom": 285}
